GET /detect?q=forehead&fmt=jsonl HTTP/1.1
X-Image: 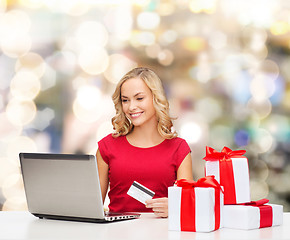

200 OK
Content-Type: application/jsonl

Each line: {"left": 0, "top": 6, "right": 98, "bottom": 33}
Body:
{"left": 121, "top": 77, "right": 151, "bottom": 96}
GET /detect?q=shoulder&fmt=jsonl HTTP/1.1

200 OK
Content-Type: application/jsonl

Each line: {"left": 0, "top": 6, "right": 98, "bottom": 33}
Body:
{"left": 166, "top": 137, "right": 189, "bottom": 146}
{"left": 98, "top": 133, "right": 123, "bottom": 144}
{"left": 98, "top": 133, "right": 114, "bottom": 144}
{"left": 165, "top": 137, "right": 191, "bottom": 152}
{"left": 97, "top": 134, "right": 126, "bottom": 163}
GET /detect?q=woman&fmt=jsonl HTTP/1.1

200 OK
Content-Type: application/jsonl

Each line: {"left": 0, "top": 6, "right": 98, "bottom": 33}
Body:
{"left": 96, "top": 67, "right": 193, "bottom": 218}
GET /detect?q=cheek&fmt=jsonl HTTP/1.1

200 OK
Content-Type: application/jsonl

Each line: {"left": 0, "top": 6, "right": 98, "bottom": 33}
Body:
{"left": 145, "top": 100, "right": 156, "bottom": 114}
{"left": 121, "top": 105, "right": 128, "bottom": 116}
{"left": 121, "top": 103, "right": 127, "bottom": 111}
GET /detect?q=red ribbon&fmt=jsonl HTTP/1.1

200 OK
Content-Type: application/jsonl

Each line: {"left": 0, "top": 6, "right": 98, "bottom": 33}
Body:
{"left": 203, "top": 146, "right": 246, "bottom": 204}
{"left": 241, "top": 199, "right": 273, "bottom": 228}
{"left": 176, "top": 176, "right": 223, "bottom": 231}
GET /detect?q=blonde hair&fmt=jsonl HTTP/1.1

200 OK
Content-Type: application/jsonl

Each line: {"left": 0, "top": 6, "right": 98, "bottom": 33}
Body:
{"left": 111, "top": 67, "right": 177, "bottom": 139}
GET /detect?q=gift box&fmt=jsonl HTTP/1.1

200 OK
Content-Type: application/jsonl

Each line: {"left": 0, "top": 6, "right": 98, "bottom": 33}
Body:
{"left": 168, "top": 176, "right": 223, "bottom": 232}
{"left": 223, "top": 199, "right": 283, "bottom": 230}
{"left": 203, "top": 146, "right": 251, "bottom": 205}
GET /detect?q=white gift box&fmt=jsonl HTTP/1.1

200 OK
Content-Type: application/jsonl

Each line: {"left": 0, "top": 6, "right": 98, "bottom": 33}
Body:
{"left": 205, "top": 157, "right": 251, "bottom": 204}
{"left": 223, "top": 204, "right": 283, "bottom": 230}
{"left": 168, "top": 186, "right": 223, "bottom": 232}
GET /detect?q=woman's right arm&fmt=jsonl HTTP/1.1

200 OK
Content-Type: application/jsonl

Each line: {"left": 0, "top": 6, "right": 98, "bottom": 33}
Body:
{"left": 96, "top": 149, "right": 109, "bottom": 203}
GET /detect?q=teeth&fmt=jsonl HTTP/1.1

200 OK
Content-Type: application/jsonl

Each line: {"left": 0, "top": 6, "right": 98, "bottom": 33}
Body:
{"left": 131, "top": 113, "right": 142, "bottom": 117}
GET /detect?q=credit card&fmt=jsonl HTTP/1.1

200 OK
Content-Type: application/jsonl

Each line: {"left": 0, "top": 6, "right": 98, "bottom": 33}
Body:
{"left": 127, "top": 181, "right": 155, "bottom": 205}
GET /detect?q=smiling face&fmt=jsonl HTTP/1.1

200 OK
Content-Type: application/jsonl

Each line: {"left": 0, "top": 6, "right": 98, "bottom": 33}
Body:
{"left": 121, "top": 77, "right": 157, "bottom": 129}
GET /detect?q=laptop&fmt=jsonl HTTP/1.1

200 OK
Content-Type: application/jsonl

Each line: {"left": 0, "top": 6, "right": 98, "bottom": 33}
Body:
{"left": 19, "top": 153, "right": 140, "bottom": 223}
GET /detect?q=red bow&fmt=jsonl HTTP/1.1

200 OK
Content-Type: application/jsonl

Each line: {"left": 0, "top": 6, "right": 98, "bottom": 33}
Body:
{"left": 176, "top": 175, "right": 223, "bottom": 192}
{"left": 203, "top": 146, "right": 246, "bottom": 162}
{"left": 242, "top": 199, "right": 269, "bottom": 206}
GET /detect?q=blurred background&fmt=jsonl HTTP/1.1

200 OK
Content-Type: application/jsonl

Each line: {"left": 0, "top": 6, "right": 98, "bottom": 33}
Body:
{"left": 0, "top": 0, "right": 290, "bottom": 211}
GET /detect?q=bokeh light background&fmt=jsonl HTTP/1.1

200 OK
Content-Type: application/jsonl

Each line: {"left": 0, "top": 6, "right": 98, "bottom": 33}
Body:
{"left": 0, "top": 0, "right": 290, "bottom": 211}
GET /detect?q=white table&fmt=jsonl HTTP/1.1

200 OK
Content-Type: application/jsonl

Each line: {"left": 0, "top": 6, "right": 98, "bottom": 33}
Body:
{"left": 0, "top": 211, "right": 289, "bottom": 240}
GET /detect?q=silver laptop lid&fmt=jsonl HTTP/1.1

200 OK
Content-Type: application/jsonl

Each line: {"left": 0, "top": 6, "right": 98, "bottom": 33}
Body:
{"left": 19, "top": 153, "right": 105, "bottom": 220}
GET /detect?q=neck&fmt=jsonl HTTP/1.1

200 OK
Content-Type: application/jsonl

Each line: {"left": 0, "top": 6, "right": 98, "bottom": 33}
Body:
{"left": 127, "top": 123, "right": 164, "bottom": 148}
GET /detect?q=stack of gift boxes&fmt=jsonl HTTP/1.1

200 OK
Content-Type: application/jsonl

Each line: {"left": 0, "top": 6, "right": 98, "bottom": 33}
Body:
{"left": 168, "top": 146, "right": 283, "bottom": 232}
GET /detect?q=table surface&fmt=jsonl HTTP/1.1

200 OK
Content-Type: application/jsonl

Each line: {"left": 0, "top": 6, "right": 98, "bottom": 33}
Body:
{"left": 0, "top": 211, "right": 289, "bottom": 240}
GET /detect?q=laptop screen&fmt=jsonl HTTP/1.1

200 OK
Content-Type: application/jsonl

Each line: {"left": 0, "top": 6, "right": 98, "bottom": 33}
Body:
{"left": 19, "top": 153, "right": 105, "bottom": 220}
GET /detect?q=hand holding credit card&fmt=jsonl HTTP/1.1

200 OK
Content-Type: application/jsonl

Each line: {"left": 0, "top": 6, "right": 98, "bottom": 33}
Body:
{"left": 127, "top": 181, "right": 155, "bottom": 205}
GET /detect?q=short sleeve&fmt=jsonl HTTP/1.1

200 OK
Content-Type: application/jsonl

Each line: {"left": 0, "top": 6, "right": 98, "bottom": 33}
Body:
{"left": 97, "top": 134, "right": 111, "bottom": 164}
{"left": 175, "top": 139, "right": 191, "bottom": 168}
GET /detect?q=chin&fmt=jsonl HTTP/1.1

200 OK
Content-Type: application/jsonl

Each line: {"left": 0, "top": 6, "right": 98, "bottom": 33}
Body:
{"left": 131, "top": 119, "right": 144, "bottom": 127}
{"left": 131, "top": 122, "right": 142, "bottom": 127}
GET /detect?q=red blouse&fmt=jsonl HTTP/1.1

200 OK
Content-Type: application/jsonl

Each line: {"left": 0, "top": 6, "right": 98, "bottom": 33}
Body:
{"left": 97, "top": 134, "right": 191, "bottom": 213}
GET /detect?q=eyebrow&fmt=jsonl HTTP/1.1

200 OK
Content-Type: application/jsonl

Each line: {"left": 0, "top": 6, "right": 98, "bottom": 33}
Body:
{"left": 121, "top": 92, "right": 145, "bottom": 98}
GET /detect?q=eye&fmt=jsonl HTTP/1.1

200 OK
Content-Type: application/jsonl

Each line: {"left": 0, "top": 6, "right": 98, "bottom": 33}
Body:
{"left": 137, "top": 97, "right": 144, "bottom": 101}
{"left": 121, "top": 99, "right": 128, "bottom": 103}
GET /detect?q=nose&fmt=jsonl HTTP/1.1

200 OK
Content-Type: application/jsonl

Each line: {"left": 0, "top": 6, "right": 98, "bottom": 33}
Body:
{"left": 128, "top": 100, "right": 137, "bottom": 111}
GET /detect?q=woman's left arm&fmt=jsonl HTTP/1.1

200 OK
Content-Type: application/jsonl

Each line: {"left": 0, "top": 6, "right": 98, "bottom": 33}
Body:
{"left": 177, "top": 152, "right": 193, "bottom": 180}
{"left": 146, "top": 153, "right": 193, "bottom": 218}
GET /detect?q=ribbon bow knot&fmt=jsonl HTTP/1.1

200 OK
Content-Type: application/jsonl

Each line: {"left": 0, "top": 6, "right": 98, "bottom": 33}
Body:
{"left": 203, "top": 146, "right": 246, "bottom": 162}
{"left": 176, "top": 176, "right": 223, "bottom": 192}
{"left": 242, "top": 199, "right": 269, "bottom": 206}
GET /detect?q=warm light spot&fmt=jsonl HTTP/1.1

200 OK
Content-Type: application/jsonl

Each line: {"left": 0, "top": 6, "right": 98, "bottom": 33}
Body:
{"left": 270, "top": 21, "right": 290, "bottom": 36}
{"left": 158, "top": 49, "right": 174, "bottom": 66}
{"left": 6, "top": 99, "right": 37, "bottom": 126}
{"left": 73, "top": 85, "right": 105, "bottom": 123}
{"left": 136, "top": 31, "right": 156, "bottom": 46}
{"left": 78, "top": 47, "right": 109, "bottom": 75}
{"left": 179, "top": 122, "right": 202, "bottom": 144}
{"left": 76, "top": 85, "right": 101, "bottom": 110}
{"left": 0, "top": 113, "right": 22, "bottom": 142}
{"left": 0, "top": 10, "right": 32, "bottom": 58}
{"left": 247, "top": 98, "right": 272, "bottom": 119}
{"left": 1, "top": 33, "right": 32, "bottom": 58}
{"left": 6, "top": 136, "right": 37, "bottom": 165}
{"left": 104, "top": 54, "right": 137, "bottom": 84}
{"left": 182, "top": 37, "right": 206, "bottom": 52}
{"left": 189, "top": 0, "right": 217, "bottom": 14}
{"left": 0, "top": 0, "right": 6, "bottom": 12}
{"left": 10, "top": 70, "right": 41, "bottom": 101}
{"left": 250, "top": 73, "right": 275, "bottom": 102}
{"left": 75, "top": 21, "right": 108, "bottom": 48}
{"left": 137, "top": 12, "right": 160, "bottom": 30}
{"left": 253, "top": 128, "right": 274, "bottom": 153}
{"left": 15, "top": 52, "right": 46, "bottom": 78}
